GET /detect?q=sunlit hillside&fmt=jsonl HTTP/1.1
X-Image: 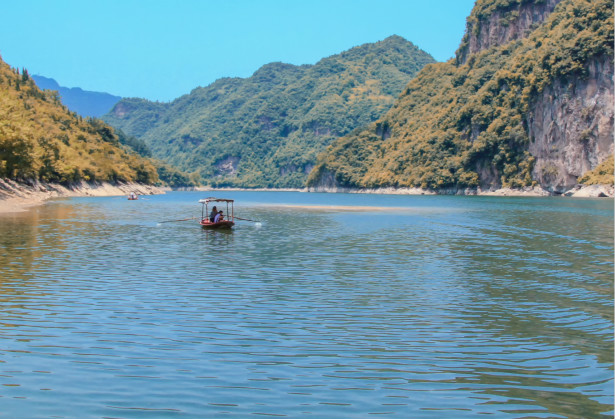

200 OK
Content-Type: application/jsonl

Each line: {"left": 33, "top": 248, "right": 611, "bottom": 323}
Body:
{"left": 104, "top": 36, "right": 435, "bottom": 188}
{"left": 308, "top": 0, "right": 613, "bottom": 192}
{"left": 0, "top": 56, "right": 158, "bottom": 184}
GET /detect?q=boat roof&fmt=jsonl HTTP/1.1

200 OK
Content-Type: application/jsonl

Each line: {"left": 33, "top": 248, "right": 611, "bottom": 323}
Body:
{"left": 198, "top": 197, "right": 234, "bottom": 204}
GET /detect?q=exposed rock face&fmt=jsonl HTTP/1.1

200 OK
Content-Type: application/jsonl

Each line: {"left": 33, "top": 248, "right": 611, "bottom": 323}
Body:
{"left": 528, "top": 56, "right": 614, "bottom": 192}
{"left": 564, "top": 184, "right": 614, "bottom": 198}
{"left": 452, "top": 0, "right": 613, "bottom": 193}
{"left": 457, "top": 0, "right": 562, "bottom": 65}
{"left": 215, "top": 156, "right": 240, "bottom": 176}
{"left": 112, "top": 102, "right": 131, "bottom": 118}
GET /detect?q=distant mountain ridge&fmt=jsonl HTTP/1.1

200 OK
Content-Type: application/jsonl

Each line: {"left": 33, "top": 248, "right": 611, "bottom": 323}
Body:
{"left": 103, "top": 35, "right": 436, "bottom": 188}
{"left": 32, "top": 75, "right": 122, "bottom": 118}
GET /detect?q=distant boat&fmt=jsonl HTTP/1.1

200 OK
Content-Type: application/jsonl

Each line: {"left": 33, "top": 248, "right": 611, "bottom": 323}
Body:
{"left": 199, "top": 197, "right": 235, "bottom": 229}
{"left": 128, "top": 192, "right": 138, "bottom": 200}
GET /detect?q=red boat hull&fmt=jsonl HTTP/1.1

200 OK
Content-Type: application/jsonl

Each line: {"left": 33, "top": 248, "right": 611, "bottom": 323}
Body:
{"left": 200, "top": 220, "right": 235, "bottom": 229}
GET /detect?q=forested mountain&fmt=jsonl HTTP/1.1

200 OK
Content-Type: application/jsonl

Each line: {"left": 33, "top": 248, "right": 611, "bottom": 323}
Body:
{"left": 32, "top": 75, "right": 122, "bottom": 118}
{"left": 308, "top": 0, "right": 614, "bottom": 193}
{"left": 0, "top": 56, "right": 158, "bottom": 184}
{"left": 103, "top": 36, "right": 435, "bottom": 188}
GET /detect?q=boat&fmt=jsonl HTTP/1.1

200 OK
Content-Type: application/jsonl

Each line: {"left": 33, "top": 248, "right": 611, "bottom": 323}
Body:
{"left": 128, "top": 192, "right": 138, "bottom": 200}
{"left": 199, "top": 197, "right": 235, "bottom": 229}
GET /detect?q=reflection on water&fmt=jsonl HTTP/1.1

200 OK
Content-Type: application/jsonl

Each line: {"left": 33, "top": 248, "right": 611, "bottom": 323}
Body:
{"left": 0, "top": 192, "right": 613, "bottom": 419}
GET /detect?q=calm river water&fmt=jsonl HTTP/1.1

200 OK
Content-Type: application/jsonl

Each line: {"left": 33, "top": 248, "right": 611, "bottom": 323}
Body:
{"left": 0, "top": 191, "right": 612, "bottom": 418}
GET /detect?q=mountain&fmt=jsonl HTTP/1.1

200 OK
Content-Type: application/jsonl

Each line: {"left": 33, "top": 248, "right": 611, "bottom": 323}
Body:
{"left": 0, "top": 57, "right": 158, "bottom": 184}
{"left": 102, "top": 35, "right": 436, "bottom": 188}
{"left": 32, "top": 75, "right": 122, "bottom": 118}
{"left": 307, "top": 0, "right": 614, "bottom": 194}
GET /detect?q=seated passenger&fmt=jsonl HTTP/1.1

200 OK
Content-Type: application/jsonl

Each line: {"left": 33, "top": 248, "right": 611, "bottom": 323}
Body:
{"left": 209, "top": 206, "right": 218, "bottom": 222}
{"left": 214, "top": 210, "right": 224, "bottom": 223}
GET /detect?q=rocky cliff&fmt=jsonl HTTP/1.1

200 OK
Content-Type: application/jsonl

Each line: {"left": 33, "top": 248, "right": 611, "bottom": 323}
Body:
{"left": 529, "top": 55, "right": 614, "bottom": 192}
{"left": 457, "top": 0, "right": 563, "bottom": 65}
{"left": 464, "top": 0, "right": 614, "bottom": 193}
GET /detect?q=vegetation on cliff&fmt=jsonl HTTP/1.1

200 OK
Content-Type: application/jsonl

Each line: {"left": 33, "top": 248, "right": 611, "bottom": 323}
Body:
{"left": 103, "top": 36, "right": 435, "bottom": 188}
{"left": 0, "top": 57, "right": 159, "bottom": 184}
{"left": 308, "top": 0, "right": 613, "bottom": 190}
{"left": 579, "top": 154, "right": 614, "bottom": 186}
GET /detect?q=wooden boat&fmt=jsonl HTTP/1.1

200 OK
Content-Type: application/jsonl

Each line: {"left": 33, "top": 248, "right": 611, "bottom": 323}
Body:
{"left": 199, "top": 197, "right": 235, "bottom": 229}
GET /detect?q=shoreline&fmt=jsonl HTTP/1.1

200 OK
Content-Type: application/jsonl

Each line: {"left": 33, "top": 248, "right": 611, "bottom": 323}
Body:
{"left": 322, "top": 184, "right": 614, "bottom": 198}
{"left": 0, "top": 179, "right": 166, "bottom": 214}
{"left": 194, "top": 184, "right": 614, "bottom": 198}
{"left": 1, "top": 179, "right": 612, "bottom": 214}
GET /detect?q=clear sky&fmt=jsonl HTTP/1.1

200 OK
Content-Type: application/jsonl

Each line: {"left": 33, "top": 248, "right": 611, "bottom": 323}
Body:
{"left": 0, "top": 0, "right": 476, "bottom": 102}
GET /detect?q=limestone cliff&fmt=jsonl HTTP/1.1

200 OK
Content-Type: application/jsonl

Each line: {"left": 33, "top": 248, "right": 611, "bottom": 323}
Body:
{"left": 456, "top": 0, "right": 563, "bottom": 65}
{"left": 462, "top": 0, "right": 614, "bottom": 192}
{"left": 528, "top": 56, "right": 614, "bottom": 192}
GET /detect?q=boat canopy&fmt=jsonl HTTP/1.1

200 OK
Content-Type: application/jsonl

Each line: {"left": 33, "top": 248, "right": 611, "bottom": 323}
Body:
{"left": 199, "top": 197, "right": 234, "bottom": 204}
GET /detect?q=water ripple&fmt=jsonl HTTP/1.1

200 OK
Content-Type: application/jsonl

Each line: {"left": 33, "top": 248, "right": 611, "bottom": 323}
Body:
{"left": 0, "top": 192, "right": 612, "bottom": 418}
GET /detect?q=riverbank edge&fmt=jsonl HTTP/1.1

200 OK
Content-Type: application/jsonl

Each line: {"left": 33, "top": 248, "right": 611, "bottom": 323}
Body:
{"left": 1, "top": 180, "right": 611, "bottom": 214}
{"left": 189, "top": 184, "right": 614, "bottom": 198}
{"left": 0, "top": 178, "right": 167, "bottom": 214}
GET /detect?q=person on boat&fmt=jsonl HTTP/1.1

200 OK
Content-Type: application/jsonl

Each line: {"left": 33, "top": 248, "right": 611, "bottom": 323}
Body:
{"left": 209, "top": 206, "right": 218, "bottom": 222}
{"left": 214, "top": 210, "right": 224, "bottom": 223}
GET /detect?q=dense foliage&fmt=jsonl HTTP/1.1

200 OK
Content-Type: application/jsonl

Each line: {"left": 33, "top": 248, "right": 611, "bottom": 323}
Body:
{"left": 0, "top": 57, "right": 159, "bottom": 184}
{"left": 579, "top": 154, "right": 614, "bottom": 185}
{"left": 308, "top": 0, "right": 613, "bottom": 190}
{"left": 103, "top": 36, "right": 435, "bottom": 188}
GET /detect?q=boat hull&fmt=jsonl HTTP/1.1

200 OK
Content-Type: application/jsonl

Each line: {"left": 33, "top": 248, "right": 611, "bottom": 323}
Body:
{"left": 200, "top": 220, "right": 235, "bottom": 229}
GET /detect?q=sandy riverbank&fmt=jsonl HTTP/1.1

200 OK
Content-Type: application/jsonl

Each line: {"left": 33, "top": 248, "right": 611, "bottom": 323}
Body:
{"left": 0, "top": 179, "right": 166, "bottom": 214}
{"left": 304, "top": 184, "right": 614, "bottom": 198}
{"left": 1, "top": 179, "right": 611, "bottom": 214}
{"left": 189, "top": 184, "right": 614, "bottom": 197}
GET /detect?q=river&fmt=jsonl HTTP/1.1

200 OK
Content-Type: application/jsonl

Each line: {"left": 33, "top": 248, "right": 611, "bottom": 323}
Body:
{"left": 0, "top": 191, "right": 612, "bottom": 418}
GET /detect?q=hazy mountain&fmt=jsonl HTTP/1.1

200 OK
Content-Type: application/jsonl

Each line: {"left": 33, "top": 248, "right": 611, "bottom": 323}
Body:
{"left": 32, "top": 75, "right": 122, "bottom": 118}
{"left": 103, "top": 35, "right": 436, "bottom": 188}
{"left": 308, "top": 0, "right": 614, "bottom": 193}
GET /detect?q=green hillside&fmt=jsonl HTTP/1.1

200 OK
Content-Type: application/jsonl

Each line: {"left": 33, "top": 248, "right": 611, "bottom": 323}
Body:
{"left": 0, "top": 57, "right": 159, "bottom": 184}
{"left": 103, "top": 36, "right": 435, "bottom": 188}
{"left": 307, "top": 0, "right": 613, "bottom": 191}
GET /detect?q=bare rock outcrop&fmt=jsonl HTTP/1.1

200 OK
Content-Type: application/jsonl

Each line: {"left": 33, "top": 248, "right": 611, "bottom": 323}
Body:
{"left": 528, "top": 56, "right": 614, "bottom": 193}
{"left": 456, "top": 0, "right": 563, "bottom": 65}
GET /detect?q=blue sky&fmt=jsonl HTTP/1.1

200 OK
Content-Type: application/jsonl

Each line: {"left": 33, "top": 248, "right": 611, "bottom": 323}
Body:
{"left": 1, "top": 0, "right": 476, "bottom": 102}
